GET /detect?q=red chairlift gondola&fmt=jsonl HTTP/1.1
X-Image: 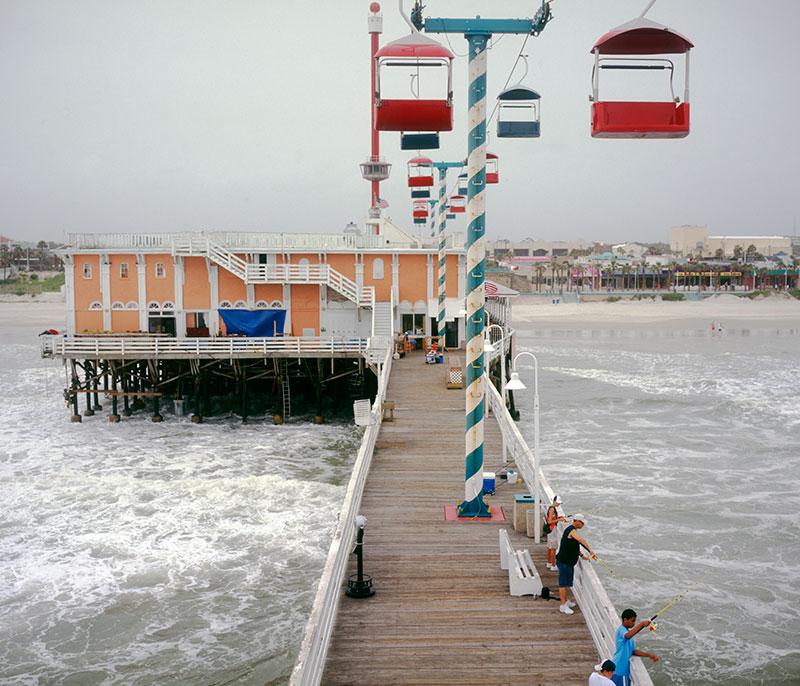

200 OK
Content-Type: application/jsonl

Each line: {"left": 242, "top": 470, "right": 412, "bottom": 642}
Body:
{"left": 407, "top": 156, "right": 434, "bottom": 187}
{"left": 486, "top": 153, "right": 500, "bottom": 184}
{"left": 375, "top": 32, "right": 455, "bottom": 132}
{"left": 449, "top": 195, "right": 466, "bottom": 213}
{"left": 590, "top": 17, "right": 693, "bottom": 139}
{"left": 412, "top": 199, "right": 429, "bottom": 218}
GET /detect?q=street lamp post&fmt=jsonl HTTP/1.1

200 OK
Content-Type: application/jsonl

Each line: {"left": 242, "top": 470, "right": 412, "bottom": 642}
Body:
{"left": 484, "top": 323, "right": 508, "bottom": 468}
{"left": 505, "top": 351, "right": 541, "bottom": 542}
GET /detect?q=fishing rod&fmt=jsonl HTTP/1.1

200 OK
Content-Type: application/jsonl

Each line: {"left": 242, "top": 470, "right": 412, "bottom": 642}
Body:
{"left": 648, "top": 588, "right": 691, "bottom": 632}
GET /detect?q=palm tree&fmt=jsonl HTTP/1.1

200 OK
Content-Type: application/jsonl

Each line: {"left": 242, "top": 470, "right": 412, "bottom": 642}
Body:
{"left": 534, "top": 265, "right": 545, "bottom": 293}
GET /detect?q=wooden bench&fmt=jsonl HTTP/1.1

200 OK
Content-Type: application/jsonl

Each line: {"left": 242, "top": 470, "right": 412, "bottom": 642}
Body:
{"left": 446, "top": 356, "right": 464, "bottom": 389}
{"left": 382, "top": 401, "right": 396, "bottom": 421}
{"left": 499, "top": 529, "right": 543, "bottom": 597}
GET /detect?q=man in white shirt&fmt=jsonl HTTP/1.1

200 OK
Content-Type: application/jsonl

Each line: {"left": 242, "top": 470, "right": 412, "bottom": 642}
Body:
{"left": 589, "top": 659, "right": 616, "bottom": 686}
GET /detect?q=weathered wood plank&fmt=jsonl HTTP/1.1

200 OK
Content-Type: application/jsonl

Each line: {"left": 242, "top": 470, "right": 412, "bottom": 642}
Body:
{"left": 321, "top": 353, "right": 599, "bottom": 686}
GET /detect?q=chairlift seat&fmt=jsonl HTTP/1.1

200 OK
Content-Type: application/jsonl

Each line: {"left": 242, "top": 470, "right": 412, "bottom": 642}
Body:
{"left": 498, "top": 120, "right": 541, "bottom": 138}
{"left": 592, "top": 101, "right": 689, "bottom": 139}
{"left": 401, "top": 132, "right": 440, "bottom": 150}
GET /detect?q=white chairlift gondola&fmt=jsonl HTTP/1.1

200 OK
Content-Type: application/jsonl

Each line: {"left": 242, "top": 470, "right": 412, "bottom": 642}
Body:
{"left": 457, "top": 172, "right": 468, "bottom": 195}
{"left": 497, "top": 86, "right": 541, "bottom": 139}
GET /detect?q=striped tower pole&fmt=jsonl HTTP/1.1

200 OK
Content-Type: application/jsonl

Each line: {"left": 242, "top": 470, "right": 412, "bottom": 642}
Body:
{"left": 458, "top": 33, "right": 490, "bottom": 517}
{"left": 436, "top": 166, "right": 448, "bottom": 349}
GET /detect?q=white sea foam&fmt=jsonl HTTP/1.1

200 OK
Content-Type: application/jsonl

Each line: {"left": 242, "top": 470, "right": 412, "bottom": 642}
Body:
{"left": 0, "top": 325, "right": 359, "bottom": 685}
{"left": 512, "top": 325, "right": 800, "bottom": 685}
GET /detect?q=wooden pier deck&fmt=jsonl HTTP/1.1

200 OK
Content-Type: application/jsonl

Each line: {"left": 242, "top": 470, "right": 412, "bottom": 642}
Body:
{"left": 321, "top": 353, "right": 599, "bottom": 686}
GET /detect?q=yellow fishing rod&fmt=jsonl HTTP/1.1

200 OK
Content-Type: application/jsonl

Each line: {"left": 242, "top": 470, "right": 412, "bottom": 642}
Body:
{"left": 648, "top": 589, "right": 691, "bottom": 632}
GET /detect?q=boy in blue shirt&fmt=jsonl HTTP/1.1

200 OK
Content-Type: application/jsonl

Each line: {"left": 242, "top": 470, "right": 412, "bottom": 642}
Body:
{"left": 611, "top": 608, "right": 660, "bottom": 686}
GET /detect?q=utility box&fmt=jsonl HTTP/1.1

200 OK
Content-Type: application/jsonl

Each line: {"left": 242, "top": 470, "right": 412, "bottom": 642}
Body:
{"left": 482, "top": 471, "right": 496, "bottom": 495}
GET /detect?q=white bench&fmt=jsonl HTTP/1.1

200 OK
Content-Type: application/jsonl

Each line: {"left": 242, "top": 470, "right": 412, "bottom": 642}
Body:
{"left": 499, "top": 529, "right": 543, "bottom": 597}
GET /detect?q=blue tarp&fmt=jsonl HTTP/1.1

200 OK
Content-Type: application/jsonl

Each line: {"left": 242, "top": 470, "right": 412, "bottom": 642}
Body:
{"left": 218, "top": 309, "right": 286, "bottom": 337}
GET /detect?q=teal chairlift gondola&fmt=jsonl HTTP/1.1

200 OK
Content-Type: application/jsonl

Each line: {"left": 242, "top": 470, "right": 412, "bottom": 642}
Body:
{"left": 497, "top": 86, "right": 541, "bottom": 138}
{"left": 457, "top": 172, "right": 468, "bottom": 195}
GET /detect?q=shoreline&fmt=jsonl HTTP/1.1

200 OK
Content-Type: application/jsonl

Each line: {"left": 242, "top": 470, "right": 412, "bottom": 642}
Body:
{"left": 513, "top": 293, "right": 800, "bottom": 329}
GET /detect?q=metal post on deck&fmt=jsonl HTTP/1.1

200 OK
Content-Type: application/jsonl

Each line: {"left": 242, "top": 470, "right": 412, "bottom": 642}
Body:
{"left": 421, "top": 11, "right": 553, "bottom": 516}
{"left": 436, "top": 166, "right": 448, "bottom": 349}
{"left": 459, "top": 32, "right": 490, "bottom": 518}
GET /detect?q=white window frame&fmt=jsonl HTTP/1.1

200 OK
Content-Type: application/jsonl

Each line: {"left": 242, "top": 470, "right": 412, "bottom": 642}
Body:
{"left": 82, "top": 263, "right": 93, "bottom": 279}
{"left": 155, "top": 262, "right": 166, "bottom": 279}
{"left": 372, "top": 257, "right": 385, "bottom": 280}
{"left": 119, "top": 262, "right": 129, "bottom": 279}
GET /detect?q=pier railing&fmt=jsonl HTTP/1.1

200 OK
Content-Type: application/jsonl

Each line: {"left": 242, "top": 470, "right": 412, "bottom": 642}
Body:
{"left": 290, "top": 349, "right": 393, "bottom": 686}
{"left": 41, "top": 335, "right": 369, "bottom": 360}
{"left": 485, "top": 378, "right": 654, "bottom": 686}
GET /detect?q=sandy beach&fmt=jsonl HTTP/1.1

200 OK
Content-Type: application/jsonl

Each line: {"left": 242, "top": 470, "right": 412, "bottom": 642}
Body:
{"left": 3, "top": 293, "right": 800, "bottom": 333}
{"left": 513, "top": 293, "right": 800, "bottom": 330}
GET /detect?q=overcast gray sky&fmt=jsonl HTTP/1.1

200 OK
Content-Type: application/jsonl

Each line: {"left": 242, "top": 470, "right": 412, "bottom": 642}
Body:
{"left": 2, "top": 0, "right": 798, "bottom": 244}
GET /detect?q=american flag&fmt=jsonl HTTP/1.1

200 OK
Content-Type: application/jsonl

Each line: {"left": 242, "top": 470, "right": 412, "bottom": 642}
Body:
{"left": 375, "top": 197, "right": 389, "bottom": 209}
{"left": 485, "top": 280, "right": 498, "bottom": 297}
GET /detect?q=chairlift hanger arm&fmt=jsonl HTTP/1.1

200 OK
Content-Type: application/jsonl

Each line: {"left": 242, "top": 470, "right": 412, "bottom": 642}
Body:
{"left": 414, "top": 1, "right": 554, "bottom": 36}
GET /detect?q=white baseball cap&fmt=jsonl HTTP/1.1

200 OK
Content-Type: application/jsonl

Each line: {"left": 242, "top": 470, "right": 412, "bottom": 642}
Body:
{"left": 554, "top": 495, "right": 563, "bottom": 504}
{"left": 572, "top": 513, "right": 586, "bottom": 522}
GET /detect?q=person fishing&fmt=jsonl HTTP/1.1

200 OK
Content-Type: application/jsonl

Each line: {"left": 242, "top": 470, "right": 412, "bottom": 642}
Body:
{"left": 610, "top": 609, "right": 660, "bottom": 686}
{"left": 555, "top": 513, "right": 596, "bottom": 615}
{"left": 545, "top": 494, "right": 567, "bottom": 571}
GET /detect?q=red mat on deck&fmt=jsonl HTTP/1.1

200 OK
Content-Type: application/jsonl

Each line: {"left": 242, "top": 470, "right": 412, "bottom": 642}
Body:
{"left": 443, "top": 505, "right": 506, "bottom": 522}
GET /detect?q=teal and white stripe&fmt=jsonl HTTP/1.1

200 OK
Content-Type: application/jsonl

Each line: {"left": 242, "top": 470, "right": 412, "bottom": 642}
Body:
{"left": 436, "top": 167, "right": 447, "bottom": 346}
{"left": 459, "top": 34, "right": 490, "bottom": 517}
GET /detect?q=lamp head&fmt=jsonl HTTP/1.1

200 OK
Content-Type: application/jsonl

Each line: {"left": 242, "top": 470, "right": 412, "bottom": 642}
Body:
{"left": 483, "top": 337, "right": 496, "bottom": 354}
{"left": 505, "top": 371, "right": 526, "bottom": 391}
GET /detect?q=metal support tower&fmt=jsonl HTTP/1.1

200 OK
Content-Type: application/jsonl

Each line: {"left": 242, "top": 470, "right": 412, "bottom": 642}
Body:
{"left": 422, "top": 8, "right": 553, "bottom": 517}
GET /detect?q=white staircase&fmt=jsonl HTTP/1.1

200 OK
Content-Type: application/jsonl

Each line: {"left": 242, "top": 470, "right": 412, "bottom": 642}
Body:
{"left": 366, "top": 297, "right": 394, "bottom": 362}
{"left": 173, "top": 237, "right": 374, "bottom": 309}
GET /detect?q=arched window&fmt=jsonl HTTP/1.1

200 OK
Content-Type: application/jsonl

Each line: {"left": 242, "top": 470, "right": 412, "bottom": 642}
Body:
{"left": 270, "top": 300, "right": 284, "bottom": 309}
{"left": 233, "top": 300, "right": 247, "bottom": 309}
{"left": 161, "top": 301, "right": 175, "bottom": 311}
{"left": 219, "top": 300, "right": 233, "bottom": 309}
{"left": 125, "top": 301, "right": 138, "bottom": 310}
{"left": 111, "top": 301, "right": 125, "bottom": 310}
{"left": 372, "top": 258, "right": 385, "bottom": 280}
{"left": 298, "top": 258, "right": 311, "bottom": 267}
{"left": 89, "top": 301, "right": 103, "bottom": 311}
{"left": 255, "top": 300, "right": 269, "bottom": 309}
{"left": 148, "top": 301, "right": 160, "bottom": 312}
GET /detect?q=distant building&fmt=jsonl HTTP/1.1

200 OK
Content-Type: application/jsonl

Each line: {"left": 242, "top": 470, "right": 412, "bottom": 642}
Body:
{"left": 487, "top": 237, "right": 592, "bottom": 259}
{"left": 612, "top": 242, "right": 649, "bottom": 258}
{"left": 670, "top": 225, "right": 792, "bottom": 258}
